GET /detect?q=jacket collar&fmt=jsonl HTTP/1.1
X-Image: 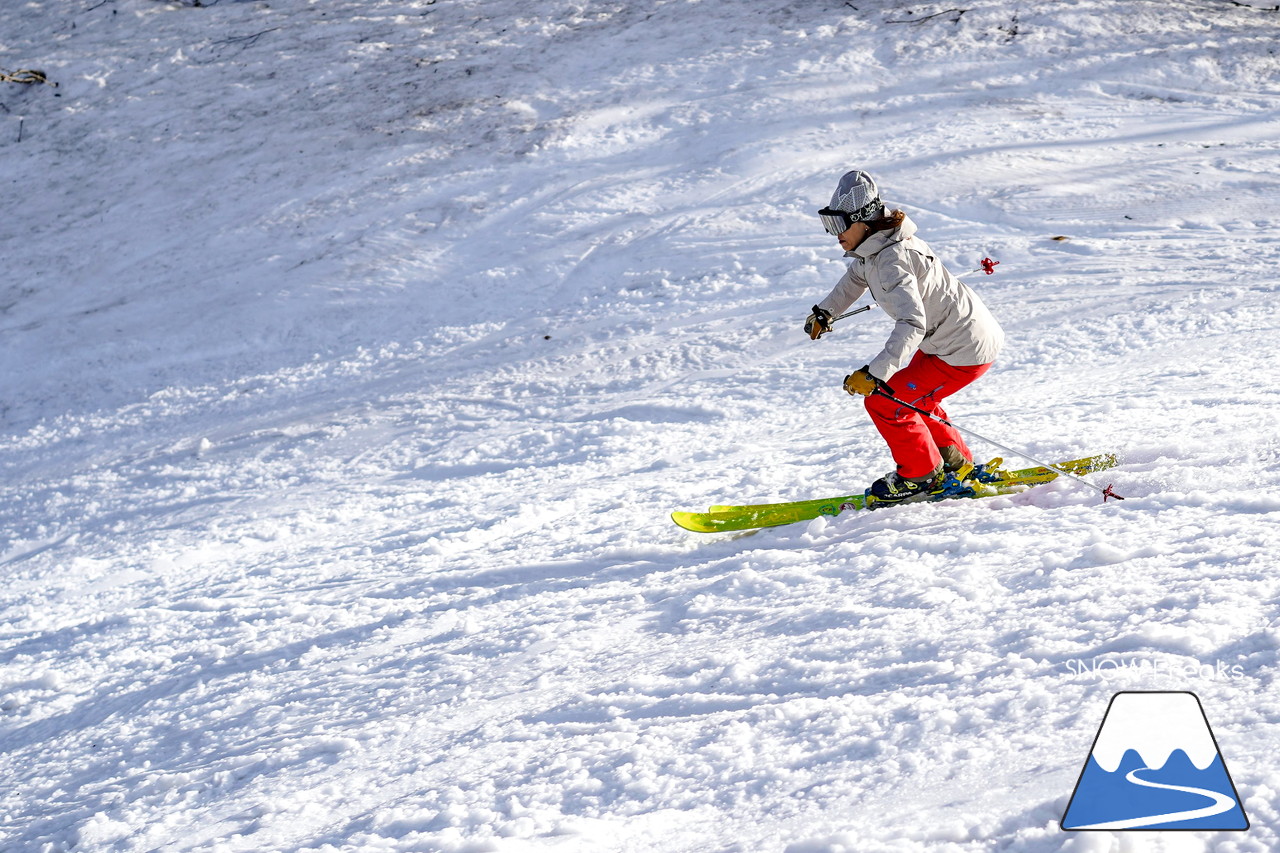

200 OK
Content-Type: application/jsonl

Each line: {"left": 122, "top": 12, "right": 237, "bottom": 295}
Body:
{"left": 845, "top": 214, "right": 916, "bottom": 259}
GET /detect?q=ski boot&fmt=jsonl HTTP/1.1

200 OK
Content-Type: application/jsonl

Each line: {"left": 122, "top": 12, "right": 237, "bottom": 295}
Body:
{"left": 866, "top": 468, "right": 946, "bottom": 505}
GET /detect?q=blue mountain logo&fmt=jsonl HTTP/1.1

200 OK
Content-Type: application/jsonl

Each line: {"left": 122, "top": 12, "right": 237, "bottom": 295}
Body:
{"left": 1062, "top": 692, "right": 1249, "bottom": 831}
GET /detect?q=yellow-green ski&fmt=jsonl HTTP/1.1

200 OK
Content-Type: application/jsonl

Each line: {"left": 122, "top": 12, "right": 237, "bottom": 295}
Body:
{"left": 672, "top": 454, "right": 1118, "bottom": 533}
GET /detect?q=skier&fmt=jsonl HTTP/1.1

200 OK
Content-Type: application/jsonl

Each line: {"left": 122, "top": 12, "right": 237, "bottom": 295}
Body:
{"left": 804, "top": 170, "right": 1004, "bottom": 504}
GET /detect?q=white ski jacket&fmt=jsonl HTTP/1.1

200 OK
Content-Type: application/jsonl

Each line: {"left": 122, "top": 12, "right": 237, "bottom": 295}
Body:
{"left": 817, "top": 214, "right": 1003, "bottom": 381}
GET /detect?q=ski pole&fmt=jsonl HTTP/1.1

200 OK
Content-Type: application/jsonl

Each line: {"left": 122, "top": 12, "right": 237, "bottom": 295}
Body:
{"left": 871, "top": 387, "right": 1123, "bottom": 502}
{"left": 833, "top": 305, "right": 874, "bottom": 323}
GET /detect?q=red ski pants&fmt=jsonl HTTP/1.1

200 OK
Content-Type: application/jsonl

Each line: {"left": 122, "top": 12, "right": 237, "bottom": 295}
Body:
{"left": 864, "top": 351, "right": 992, "bottom": 479}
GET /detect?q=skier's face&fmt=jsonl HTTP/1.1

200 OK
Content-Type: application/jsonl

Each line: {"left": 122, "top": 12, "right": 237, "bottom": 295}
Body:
{"left": 837, "top": 221, "right": 870, "bottom": 252}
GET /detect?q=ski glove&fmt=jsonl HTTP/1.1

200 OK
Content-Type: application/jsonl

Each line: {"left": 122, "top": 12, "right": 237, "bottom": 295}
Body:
{"left": 804, "top": 305, "right": 833, "bottom": 340}
{"left": 843, "top": 365, "right": 889, "bottom": 397}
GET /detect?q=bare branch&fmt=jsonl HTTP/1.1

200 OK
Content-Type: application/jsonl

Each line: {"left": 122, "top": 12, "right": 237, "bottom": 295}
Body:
{"left": 885, "top": 8, "right": 968, "bottom": 24}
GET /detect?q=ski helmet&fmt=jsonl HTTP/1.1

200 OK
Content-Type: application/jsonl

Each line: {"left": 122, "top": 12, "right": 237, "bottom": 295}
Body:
{"left": 829, "top": 170, "right": 883, "bottom": 221}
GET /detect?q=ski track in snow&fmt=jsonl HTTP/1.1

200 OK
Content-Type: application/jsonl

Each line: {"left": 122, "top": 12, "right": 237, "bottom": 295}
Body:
{"left": 2, "top": 0, "right": 1280, "bottom": 850}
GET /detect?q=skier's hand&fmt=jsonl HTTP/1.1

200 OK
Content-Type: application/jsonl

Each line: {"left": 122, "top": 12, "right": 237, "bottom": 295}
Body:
{"left": 804, "top": 305, "right": 833, "bottom": 340}
{"left": 843, "top": 366, "right": 882, "bottom": 397}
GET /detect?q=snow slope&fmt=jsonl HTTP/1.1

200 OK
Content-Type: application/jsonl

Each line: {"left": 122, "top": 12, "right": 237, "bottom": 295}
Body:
{"left": 3, "top": 0, "right": 1280, "bottom": 850}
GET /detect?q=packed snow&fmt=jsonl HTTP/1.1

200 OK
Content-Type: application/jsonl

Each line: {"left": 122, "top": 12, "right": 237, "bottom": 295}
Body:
{"left": 3, "top": 0, "right": 1280, "bottom": 850}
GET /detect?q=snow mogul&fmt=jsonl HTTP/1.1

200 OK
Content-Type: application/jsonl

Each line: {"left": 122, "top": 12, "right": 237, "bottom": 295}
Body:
{"left": 804, "top": 169, "right": 1004, "bottom": 504}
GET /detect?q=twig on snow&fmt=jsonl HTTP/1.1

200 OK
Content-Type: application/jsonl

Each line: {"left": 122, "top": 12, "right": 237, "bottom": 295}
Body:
{"left": 1, "top": 69, "right": 58, "bottom": 87}
{"left": 212, "top": 27, "right": 282, "bottom": 49}
{"left": 886, "top": 7, "right": 968, "bottom": 24}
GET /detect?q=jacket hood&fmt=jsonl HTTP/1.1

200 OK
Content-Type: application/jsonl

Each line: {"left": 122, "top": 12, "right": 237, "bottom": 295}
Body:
{"left": 845, "top": 214, "right": 916, "bottom": 259}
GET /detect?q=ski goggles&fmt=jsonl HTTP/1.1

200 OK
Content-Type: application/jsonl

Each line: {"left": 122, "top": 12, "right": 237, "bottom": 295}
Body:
{"left": 818, "top": 198, "right": 882, "bottom": 236}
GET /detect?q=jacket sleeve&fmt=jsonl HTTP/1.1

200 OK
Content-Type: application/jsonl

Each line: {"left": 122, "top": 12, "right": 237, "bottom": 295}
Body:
{"left": 866, "top": 252, "right": 927, "bottom": 381}
{"left": 815, "top": 264, "right": 868, "bottom": 317}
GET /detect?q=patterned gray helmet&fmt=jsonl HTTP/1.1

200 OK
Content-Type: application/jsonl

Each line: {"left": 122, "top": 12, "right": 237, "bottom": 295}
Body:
{"left": 818, "top": 170, "right": 885, "bottom": 236}
{"left": 830, "top": 170, "right": 883, "bottom": 220}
